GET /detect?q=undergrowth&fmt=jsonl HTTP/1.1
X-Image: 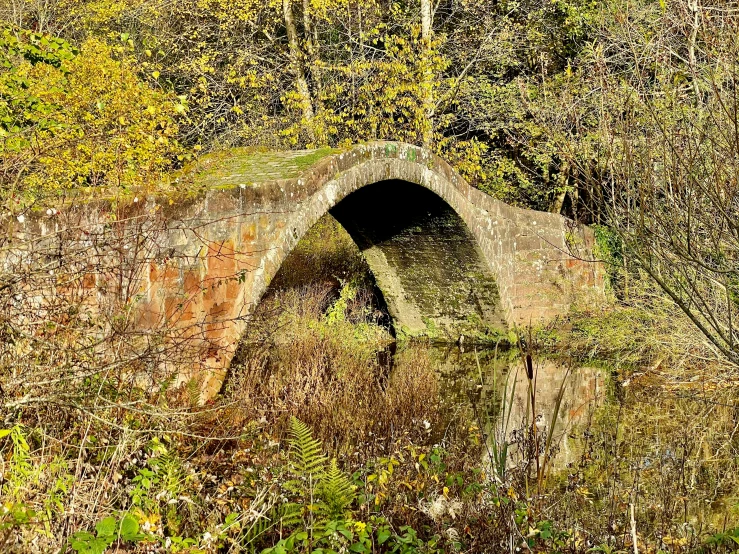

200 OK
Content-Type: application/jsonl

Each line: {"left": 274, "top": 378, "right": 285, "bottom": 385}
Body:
{"left": 3, "top": 217, "right": 739, "bottom": 552}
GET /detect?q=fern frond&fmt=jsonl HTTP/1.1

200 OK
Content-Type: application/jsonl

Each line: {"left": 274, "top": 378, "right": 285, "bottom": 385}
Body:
{"left": 288, "top": 417, "right": 326, "bottom": 479}
{"left": 274, "top": 421, "right": 357, "bottom": 541}
{"left": 318, "top": 458, "right": 356, "bottom": 521}
{"left": 274, "top": 501, "right": 303, "bottom": 529}
{"left": 186, "top": 377, "right": 201, "bottom": 407}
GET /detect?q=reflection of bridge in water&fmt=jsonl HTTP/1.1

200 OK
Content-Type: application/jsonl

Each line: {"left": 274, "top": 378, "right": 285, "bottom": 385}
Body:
{"left": 414, "top": 346, "right": 605, "bottom": 469}
{"left": 6, "top": 142, "right": 603, "bottom": 399}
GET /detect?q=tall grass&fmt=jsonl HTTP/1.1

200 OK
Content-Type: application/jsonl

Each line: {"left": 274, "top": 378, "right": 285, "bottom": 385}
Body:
{"left": 228, "top": 279, "right": 458, "bottom": 458}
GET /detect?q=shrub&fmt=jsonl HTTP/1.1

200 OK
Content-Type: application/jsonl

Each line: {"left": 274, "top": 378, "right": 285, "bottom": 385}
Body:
{"left": 0, "top": 27, "right": 186, "bottom": 205}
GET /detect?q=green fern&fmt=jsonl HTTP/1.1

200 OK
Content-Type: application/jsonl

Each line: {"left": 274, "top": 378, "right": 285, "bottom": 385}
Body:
{"left": 318, "top": 459, "right": 356, "bottom": 521}
{"left": 185, "top": 377, "right": 201, "bottom": 408}
{"left": 274, "top": 501, "right": 303, "bottom": 529}
{"left": 275, "top": 418, "right": 356, "bottom": 536}
{"left": 288, "top": 417, "right": 327, "bottom": 478}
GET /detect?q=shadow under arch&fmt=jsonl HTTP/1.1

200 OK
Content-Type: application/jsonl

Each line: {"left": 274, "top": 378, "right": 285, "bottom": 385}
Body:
{"left": 328, "top": 179, "right": 506, "bottom": 339}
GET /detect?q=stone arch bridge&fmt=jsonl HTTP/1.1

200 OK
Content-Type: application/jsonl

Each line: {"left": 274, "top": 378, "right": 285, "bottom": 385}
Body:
{"left": 6, "top": 142, "right": 602, "bottom": 397}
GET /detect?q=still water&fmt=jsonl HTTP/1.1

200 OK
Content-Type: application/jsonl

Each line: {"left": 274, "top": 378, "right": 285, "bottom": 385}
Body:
{"left": 388, "top": 343, "right": 607, "bottom": 470}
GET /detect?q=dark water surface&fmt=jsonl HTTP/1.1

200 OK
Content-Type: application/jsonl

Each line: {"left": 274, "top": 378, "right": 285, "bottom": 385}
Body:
{"left": 389, "top": 343, "right": 607, "bottom": 469}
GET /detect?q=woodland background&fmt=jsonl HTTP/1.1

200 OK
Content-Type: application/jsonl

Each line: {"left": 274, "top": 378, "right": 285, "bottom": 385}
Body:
{"left": 0, "top": 0, "right": 708, "bottom": 211}
{"left": 4, "top": 1, "right": 739, "bottom": 553}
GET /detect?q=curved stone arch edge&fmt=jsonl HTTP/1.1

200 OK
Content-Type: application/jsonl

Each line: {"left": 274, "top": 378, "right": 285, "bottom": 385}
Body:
{"left": 249, "top": 157, "right": 510, "bottom": 325}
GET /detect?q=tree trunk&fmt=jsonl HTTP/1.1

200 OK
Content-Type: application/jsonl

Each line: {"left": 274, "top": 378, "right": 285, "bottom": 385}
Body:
{"left": 302, "top": 0, "right": 323, "bottom": 112}
{"left": 420, "top": 0, "right": 434, "bottom": 148}
{"left": 283, "top": 0, "right": 315, "bottom": 142}
{"left": 550, "top": 161, "right": 570, "bottom": 214}
{"left": 550, "top": 191, "right": 567, "bottom": 214}
{"left": 688, "top": 0, "right": 701, "bottom": 103}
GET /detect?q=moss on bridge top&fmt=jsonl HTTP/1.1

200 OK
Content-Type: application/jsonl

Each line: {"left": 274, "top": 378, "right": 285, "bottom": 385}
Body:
{"left": 12, "top": 147, "right": 345, "bottom": 212}
{"left": 14, "top": 141, "right": 431, "bottom": 213}
{"left": 188, "top": 147, "right": 342, "bottom": 190}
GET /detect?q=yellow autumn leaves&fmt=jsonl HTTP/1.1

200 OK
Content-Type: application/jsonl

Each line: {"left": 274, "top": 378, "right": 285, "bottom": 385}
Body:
{"left": 1, "top": 35, "right": 185, "bottom": 204}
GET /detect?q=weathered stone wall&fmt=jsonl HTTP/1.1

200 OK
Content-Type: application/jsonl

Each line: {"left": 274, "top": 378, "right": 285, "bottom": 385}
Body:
{"left": 3, "top": 141, "right": 603, "bottom": 397}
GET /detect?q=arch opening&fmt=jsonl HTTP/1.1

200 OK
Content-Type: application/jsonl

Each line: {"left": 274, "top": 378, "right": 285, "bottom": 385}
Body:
{"left": 329, "top": 179, "right": 507, "bottom": 341}
{"left": 239, "top": 211, "right": 395, "bottom": 341}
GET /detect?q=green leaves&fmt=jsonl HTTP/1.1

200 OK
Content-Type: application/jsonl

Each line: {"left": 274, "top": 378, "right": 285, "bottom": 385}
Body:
{"left": 0, "top": 26, "right": 78, "bottom": 69}
{"left": 69, "top": 532, "right": 111, "bottom": 554}
{"left": 70, "top": 514, "right": 145, "bottom": 554}
{"left": 95, "top": 516, "right": 117, "bottom": 537}
{"left": 0, "top": 503, "right": 37, "bottom": 532}
{"left": 119, "top": 515, "right": 142, "bottom": 540}
{"left": 261, "top": 518, "right": 419, "bottom": 554}
{"left": 1, "top": 30, "right": 184, "bottom": 203}
{"left": 702, "top": 527, "right": 739, "bottom": 549}
{"left": 376, "top": 528, "right": 391, "bottom": 544}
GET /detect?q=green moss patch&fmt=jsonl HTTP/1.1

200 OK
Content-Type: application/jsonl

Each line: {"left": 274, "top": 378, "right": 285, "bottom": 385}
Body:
{"left": 190, "top": 147, "right": 341, "bottom": 190}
